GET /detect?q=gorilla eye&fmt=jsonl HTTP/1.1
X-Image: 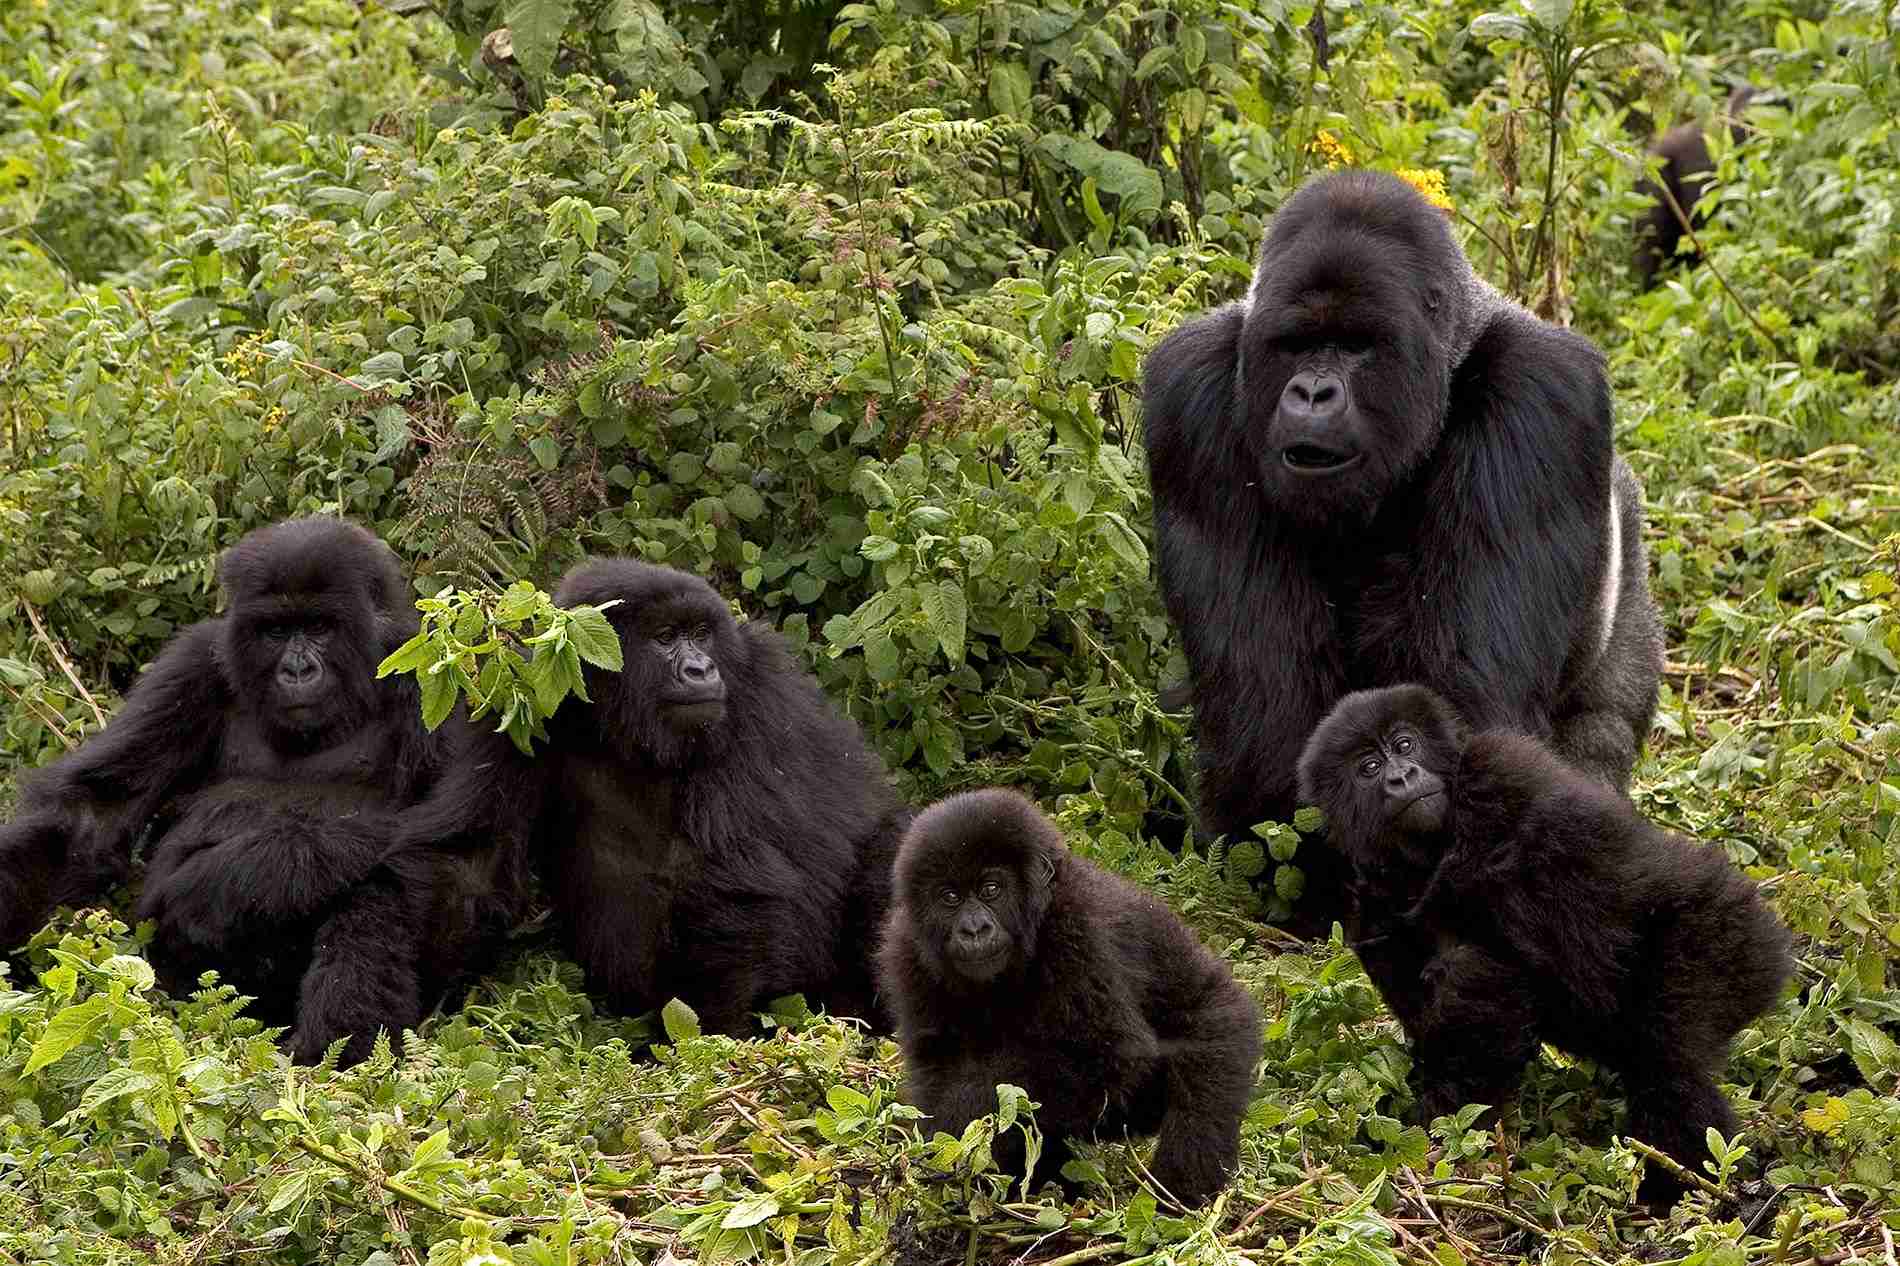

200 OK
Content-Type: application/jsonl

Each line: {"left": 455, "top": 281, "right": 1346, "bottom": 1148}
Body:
{"left": 656, "top": 628, "right": 677, "bottom": 646}
{"left": 1358, "top": 755, "right": 1382, "bottom": 778}
{"left": 1394, "top": 735, "right": 1414, "bottom": 755}
{"left": 978, "top": 880, "right": 1001, "bottom": 902}
{"left": 694, "top": 623, "right": 711, "bottom": 640}
{"left": 939, "top": 888, "right": 962, "bottom": 908}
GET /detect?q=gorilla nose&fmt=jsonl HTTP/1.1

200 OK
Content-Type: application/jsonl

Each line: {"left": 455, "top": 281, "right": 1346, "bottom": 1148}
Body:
{"left": 681, "top": 652, "right": 720, "bottom": 685}
{"left": 278, "top": 653, "right": 321, "bottom": 687}
{"left": 955, "top": 910, "right": 997, "bottom": 943}
{"left": 1384, "top": 762, "right": 1417, "bottom": 792}
{"left": 1282, "top": 370, "right": 1347, "bottom": 420}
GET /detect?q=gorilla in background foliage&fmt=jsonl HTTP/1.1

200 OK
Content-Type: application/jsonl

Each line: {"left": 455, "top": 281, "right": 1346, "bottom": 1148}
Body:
{"left": 0, "top": 519, "right": 517, "bottom": 1064}
{"left": 403, "top": 559, "right": 908, "bottom": 1035}
{"left": 1634, "top": 85, "right": 1759, "bottom": 288}
{"left": 878, "top": 788, "right": 1261, "bottom": 1207}
{"left": 1142, "top": 168, "right": 1663, "bottom": 934}
{"left": 1297, "top": 685, "right": 1792, "bottom": 1203}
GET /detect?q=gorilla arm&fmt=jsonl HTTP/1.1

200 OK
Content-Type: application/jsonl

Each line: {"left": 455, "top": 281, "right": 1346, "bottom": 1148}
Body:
{"left": 0, "top": 622, "right": 228, "bottom": 945}
{"left": 1408, "top": 730, "right": 1634, "bottom": 1016}
{"left": 1142, "top": 304, "right": 1346, "bottom": 832}
{"left": 1132, "top": 908, "right": 1262, "bottom": 1205}
{"left": 1398, "top": 314, "right": 1615, "bottom": 738}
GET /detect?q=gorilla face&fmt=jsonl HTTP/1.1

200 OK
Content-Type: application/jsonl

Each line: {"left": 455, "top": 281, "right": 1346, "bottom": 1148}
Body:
{"left": 554, "top": 560, "right": 747, "bottom": 767}
{"left": 1296, "top": 684, "right": 1467, "bottom": 868}
{"left": 892, "top": 792, "right": 1059, "bottom": 990}
{"left": 216, "top": 518, "right": 404, "bottom": 743}
{"left": 1238, "top": 172, "right": 1472, "bottom": 524}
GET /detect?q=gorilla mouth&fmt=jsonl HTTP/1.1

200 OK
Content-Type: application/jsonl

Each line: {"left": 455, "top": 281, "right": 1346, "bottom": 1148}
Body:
{"left": 1396, "top": 789, "right": 1447, "bottom": 831}
{"left": 662, "top": 698, "right": 727, "bottom": 728}
{"left": 1281, "top": 444, "right": 1361, "bottom": 474}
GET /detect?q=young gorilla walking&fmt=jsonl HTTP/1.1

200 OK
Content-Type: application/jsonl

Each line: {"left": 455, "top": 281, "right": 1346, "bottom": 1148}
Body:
{"left": 878, "top": 789, "right": 1261, "bottom": 1206}
{"left": 1296, "top": 685, "right": 1792, "bottom": 1201}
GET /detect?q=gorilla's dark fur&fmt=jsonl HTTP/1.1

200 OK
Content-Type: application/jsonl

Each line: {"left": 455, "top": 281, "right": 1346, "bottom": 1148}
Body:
{"left": 1297, "top": 685, "right": 1792, "bottom": 1202}
{"left": 1142, "top": 169, "right": 1663, "bottom": 933}
{"left": 1635, "top": 86, "right": 1759, "bottom": 288}
{"left": 0, "top": 518, "right": 515, "bottom": 1064}
{"left": 878, "top": 789, "right": 1261, "bottom": 1206}
{"left": 404, "top": 559, "right": 907, "bottom": 1034}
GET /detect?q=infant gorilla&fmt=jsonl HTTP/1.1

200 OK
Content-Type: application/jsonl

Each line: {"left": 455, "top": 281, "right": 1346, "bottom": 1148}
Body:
{"left": 1297, "top": 685, "right": 1792, "bottom": 1201}
{"left": 878, "top": 788, "right": 1260, "bottom": 1206}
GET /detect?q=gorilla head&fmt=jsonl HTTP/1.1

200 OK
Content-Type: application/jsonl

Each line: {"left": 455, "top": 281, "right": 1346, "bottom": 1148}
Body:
{"left": 890, "top": 789, "right": 1059, "bottom": 989}
{"left": 552, "top": 560, "right": 745, "bottom": 767}
{"left": 1239, "top": 170, "right": 1492, "bottom": 524}
{"left": 1296, "top": 685, "right": 1468, "bottom": 869}
{"left": 216, "top": 517, "right": 414, "bottom": 742}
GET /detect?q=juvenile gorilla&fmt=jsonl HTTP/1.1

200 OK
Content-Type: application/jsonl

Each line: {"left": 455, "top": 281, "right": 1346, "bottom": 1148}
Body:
{"left": 878, "top": 789, "right": 1261, "bottom": 1206}
{"left": 1143, "top": 169, "right": 1663, "bottom": 932}
{"left": 405, "top": 560, "right": 907, "bottom": 1034}
{"left": 1297, "top": 686, "right": 1792, "bottom": 1200}
{"left": 0, "top": 519, "right": 507, "bottom": 1063}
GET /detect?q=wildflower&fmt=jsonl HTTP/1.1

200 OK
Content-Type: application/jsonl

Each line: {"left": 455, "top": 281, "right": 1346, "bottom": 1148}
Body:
{"left": 1396, "top": 167, "right": 1454, "bottom": 213}
{"left": 1309, "top": 130, "right": 1355, "bottom": 169}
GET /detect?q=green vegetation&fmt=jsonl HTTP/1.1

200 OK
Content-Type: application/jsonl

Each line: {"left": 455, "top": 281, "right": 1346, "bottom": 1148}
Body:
{"left": 2, "top": 0, "right": 1899, "bottom": 1260}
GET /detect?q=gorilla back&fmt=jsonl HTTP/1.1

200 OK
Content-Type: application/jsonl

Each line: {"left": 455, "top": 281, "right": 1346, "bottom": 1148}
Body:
{"left": 404, "top": 560, "right": 909, "bottom": 1035}
{"left": 1142, "top": 169, "right": 1662, "bottom": 930}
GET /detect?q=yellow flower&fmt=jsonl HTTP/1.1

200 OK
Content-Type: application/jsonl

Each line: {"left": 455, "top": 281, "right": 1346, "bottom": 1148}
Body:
{"left": 1395, "top": 167, "right": 1454, "bottom": 213}
{"left": 1309, "top": 130, "right": 1355, "bottom": 169}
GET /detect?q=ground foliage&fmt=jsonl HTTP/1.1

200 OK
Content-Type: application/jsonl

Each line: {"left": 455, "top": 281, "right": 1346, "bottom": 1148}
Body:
{"left": 2, "top": 0, "right": 1900, "bottom": 1261}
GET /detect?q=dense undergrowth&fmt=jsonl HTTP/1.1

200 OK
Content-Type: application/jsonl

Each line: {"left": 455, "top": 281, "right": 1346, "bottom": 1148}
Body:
{"left": 4, "top": 0, "right": 1900, "bottom": 1261}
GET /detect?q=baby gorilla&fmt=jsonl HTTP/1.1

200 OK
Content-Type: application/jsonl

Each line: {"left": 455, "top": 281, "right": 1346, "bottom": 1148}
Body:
{"left": 878, "top": 789, "right": 1261, "bottom": 1207}
{"left": 1297, "top": 685, "right": 1792, "bottom": 1201}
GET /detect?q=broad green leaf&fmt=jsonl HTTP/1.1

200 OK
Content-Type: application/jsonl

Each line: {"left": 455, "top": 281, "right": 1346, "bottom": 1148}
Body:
{"left": 419, "top": 664, "right": 459, "bottom": 731}
{"left": 24, "top": 995, "right": 113, "bottom": 1075}
{"left": 76, "top": 1067, "right": 159, "bottom": 1117}
{"left": 504, "top": 0, "right": 580, "bottom": 78}
{"left": 721, "top": 1193, "right": 780, "bottom": 1230}
{"left": 921, "top": 579, "right": 967, "bottom": 666}
{"left": 988, "top": 62, "right": 1032, "bottom": 120}
{"left": 662, "top": 997, "right": 701, "bottom": 1042}
{"left": 567, "top": 607, "right": 624, "bottom": 671}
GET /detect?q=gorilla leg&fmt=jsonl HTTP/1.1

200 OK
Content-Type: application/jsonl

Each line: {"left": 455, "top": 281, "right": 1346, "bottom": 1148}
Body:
{"left": 1408, "top": 944, "right": 1540, "bottom": 1124}
{"left": 1625, "top": 1059, "right": 1737, "bottom": 1204}
{"left": 290, "top": 863, "right": 427, "bottom": 1065}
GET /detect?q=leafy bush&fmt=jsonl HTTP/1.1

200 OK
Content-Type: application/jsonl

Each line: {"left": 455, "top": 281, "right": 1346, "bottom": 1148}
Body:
{"left": 7, "top": 0, "right": 1900, "bottom": 1260}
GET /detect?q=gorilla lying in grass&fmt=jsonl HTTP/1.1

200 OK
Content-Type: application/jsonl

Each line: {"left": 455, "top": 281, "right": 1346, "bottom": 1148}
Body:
{"left": 1297, "top": 685, "right": 1792, "bottom": 1202}
{"left": 878, "top": 788, "right": 1261, "bottom": 1207}
{"left": 0, "top": 519, "right": 517, "bottom": 1064}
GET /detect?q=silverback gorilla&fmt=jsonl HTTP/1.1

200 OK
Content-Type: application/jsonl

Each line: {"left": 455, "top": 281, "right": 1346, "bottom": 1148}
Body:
{"left": 878, "top": 789, "right": 1261, "bottom": 1206}
{"left": 403, "top": 560, "right": 908, "bottom": 1034}
{"left": 1142, "top": 169, "right": 1664, "bottom": 933}
{"left": 0, "top": 519, "right": 515, "bottom": 1063}
{"left": 1297, "top": 686, "right": 1791, "bottom": 1202}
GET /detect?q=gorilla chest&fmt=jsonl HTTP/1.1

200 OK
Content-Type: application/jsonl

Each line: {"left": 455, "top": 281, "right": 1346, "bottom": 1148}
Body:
{"left": 547, "top": 756, "right": 693, "bottom": 892}
{"left": 213, "top": 712, "right": 399, "bottom": 795}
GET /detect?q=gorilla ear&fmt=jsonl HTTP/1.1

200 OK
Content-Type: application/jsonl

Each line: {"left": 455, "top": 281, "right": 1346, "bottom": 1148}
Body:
{"left": 1424, "top": 286, "right": 1444, "bottom": 313}
{"left": 1034, "top": 851, "right": 1057, "bottom": 888}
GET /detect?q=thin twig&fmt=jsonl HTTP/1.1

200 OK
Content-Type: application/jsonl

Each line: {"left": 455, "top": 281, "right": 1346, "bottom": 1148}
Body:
{"left": 22, "top": 601, "right": 108, "bottom": 729}
{"left": 290, "top": 1134, "right": 494, "bottom": 1223}
{"left": 1651, "top": 171, "right": 1787, "bottom": 359}
{"left": 1622, "top": 1137, "right": 1727, "bottom": 1200}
